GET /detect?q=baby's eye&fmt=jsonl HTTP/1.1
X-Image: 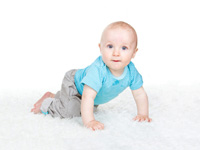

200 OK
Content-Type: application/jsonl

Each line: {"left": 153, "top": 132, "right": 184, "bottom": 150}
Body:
{"left": 107, "top": 45, "right": 113, "bottom": 49}
{"left": 122, "top": 46, "right": 128, "bottom": 50}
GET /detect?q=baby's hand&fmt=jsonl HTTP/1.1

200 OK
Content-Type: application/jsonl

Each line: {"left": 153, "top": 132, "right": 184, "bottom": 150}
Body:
{"left": 133, "top": 115, "right": 152, "bottom": 122}
{"left": 85, "top": 120, "right": 104, "bottom": 131}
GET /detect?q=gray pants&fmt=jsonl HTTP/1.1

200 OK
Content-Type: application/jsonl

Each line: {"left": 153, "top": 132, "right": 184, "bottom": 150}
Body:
{"left": 40, "top": 69, "right": 97, "bottom": 118}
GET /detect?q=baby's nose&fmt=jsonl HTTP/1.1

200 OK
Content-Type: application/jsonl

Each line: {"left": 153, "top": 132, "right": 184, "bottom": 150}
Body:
{"left": 113, "top": 49, "right": 120, "bottom": 56}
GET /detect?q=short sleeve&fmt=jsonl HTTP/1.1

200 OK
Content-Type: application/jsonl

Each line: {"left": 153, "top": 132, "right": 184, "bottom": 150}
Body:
{"left": 81, "top": 65, "right": 103, "bottom": 93}
{"left": 129, "top": 65, "right": 143, "bottom": 90}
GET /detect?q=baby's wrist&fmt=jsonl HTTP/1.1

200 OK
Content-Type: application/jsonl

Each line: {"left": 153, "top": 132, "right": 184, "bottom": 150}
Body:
{"left": 137, "top": 113, "right": 149, "bottom": 117}
{"left": 84, "top": 120, "right": 95, "bottom": 125}
{"left": 82, "top": 117, "right": 95, "bottom": 126}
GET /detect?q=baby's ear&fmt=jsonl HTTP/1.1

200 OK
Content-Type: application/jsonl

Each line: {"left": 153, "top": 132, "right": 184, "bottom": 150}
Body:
{"left": 132, "top": 48, "right": 138, "bottom": 59}
{"left": 99, "top": 43, "right": 102, "bottom": 53}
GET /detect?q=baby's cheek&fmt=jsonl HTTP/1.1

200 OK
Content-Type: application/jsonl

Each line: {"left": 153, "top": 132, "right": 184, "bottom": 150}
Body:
{"left": 102, "top": 55, "right": 109, "bottom": 63}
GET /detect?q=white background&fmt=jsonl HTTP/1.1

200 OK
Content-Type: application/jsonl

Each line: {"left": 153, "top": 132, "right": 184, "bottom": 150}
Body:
{"left": 0, "top": 0, "right": 200, "bottom": 91}
{"left": 0, "top": 2, "right": 200, "bottom": 149}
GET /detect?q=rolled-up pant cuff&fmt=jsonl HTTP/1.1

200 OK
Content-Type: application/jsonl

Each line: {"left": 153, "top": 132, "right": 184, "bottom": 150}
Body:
{"left": 40, "top": 98, "right": 54, "bottom": 115}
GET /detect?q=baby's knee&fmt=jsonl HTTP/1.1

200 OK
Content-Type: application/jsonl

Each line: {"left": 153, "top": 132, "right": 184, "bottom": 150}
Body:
{"left": 48, "top": 96, "right": 81, "bottom": 118}
{"left": 67, "top": 97, "right": 81, "bottom": 118}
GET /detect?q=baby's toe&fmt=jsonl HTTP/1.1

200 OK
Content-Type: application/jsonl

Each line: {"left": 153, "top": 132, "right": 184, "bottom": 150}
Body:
{"left": 31, "top": 108, "right": 35, "bottom": 112}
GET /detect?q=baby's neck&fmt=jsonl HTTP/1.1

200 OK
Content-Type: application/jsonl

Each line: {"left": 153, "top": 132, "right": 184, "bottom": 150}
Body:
{"left": 109, "top": 68, "right": 124, "bottom": 77}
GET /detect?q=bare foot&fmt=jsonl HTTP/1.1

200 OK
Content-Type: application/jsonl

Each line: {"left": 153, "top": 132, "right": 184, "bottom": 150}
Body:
{"left": 34, "top": 92, "right": 55, "bottom": 107}
{"left": 31, "top": 92, "right": 55, "bottom": 114}
{"left": 31, "top": 104, "right": 42, "bottom": 114}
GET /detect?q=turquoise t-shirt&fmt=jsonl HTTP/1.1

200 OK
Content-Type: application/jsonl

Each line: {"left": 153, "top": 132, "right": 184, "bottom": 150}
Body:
{"left": 74, "top": 56, "right": 143, "bottom": 105}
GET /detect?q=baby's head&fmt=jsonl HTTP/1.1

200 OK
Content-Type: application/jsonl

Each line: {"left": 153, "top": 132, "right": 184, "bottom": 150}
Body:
{"left": 99, "top": 21, "right": 138, "bottom": 76}
{"left": 100, "top": 21, "right": 138, "bottom": 50}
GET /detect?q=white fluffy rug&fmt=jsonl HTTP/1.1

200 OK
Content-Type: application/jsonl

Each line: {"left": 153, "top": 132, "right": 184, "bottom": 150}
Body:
{"left": 0, "top": 83, "right": 200, "bottom": 150}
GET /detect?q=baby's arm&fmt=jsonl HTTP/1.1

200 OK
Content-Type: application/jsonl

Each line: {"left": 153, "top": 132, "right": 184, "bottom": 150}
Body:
{"left": 81, "top": 85, "right": 104, "bottom": 131}
{"left": 131, "top": 86, "right": 152, "bottom": 122}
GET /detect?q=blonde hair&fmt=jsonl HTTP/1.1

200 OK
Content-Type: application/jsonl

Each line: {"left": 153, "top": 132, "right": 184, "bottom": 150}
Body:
{"left": 101, "top": 21, "right": 138, "bottom": 48}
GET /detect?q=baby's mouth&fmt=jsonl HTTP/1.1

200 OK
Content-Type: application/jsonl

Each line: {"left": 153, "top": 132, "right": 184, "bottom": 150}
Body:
{"left": 112, "top": 60, "right": 120, "bottom": 62}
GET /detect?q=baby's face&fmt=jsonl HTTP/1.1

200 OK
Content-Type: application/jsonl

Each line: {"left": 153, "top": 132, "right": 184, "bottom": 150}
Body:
{"left": 99, "top": 27, "right": 137, "bottom": 77}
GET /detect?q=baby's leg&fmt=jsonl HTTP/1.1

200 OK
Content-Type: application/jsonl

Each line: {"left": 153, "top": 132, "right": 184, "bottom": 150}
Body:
{"left": 48, "top": 95, "right": 81, "bottom": 118}
{"left": 31, "top": 92, "right": 55, "bottom": 114}
{"left": 47, "top": 69, "right": 81, "bottom": 118}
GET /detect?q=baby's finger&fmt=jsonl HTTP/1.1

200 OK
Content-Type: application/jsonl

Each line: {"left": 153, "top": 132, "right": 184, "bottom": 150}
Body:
{"left": 87, "top": 125, "right": 95, "bottom": 131}
{"left": 91, "top": 127, "right": 95, "bottom": 131}
{"left": 133, "top": 116, "right": 139, "bottom": 121}
{"left": 99, "top": 123, "right": 104, "bottom": 129}
{"left": 140, "top": 118, "right": 145, "bottom": 122}
{"left": 96, "top": 124, "right": 103, "bottom": 130}
{"left": 147, "top": 118, "right": 152, "bottom": 122}
{"left": 138, "top": 118, "right": 142, "bottom": 122}
{"left": 86, "top": 125, "right": 92, "bottom": 129}
{"left": 99, "top": 125, "right": 104, "bottom": 130}
{"left": 93, "top": 126, "right": 100, "bottom": 131}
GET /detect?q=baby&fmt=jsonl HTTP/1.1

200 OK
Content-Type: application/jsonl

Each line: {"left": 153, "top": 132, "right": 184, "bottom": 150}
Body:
{"left": 31, "top": 21, "right": 152, "bottom": 131}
